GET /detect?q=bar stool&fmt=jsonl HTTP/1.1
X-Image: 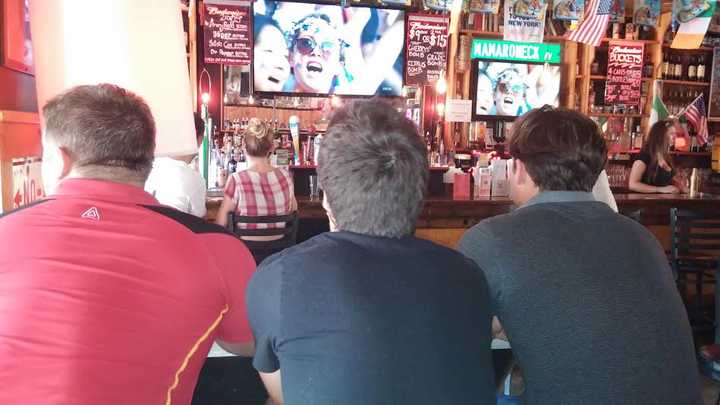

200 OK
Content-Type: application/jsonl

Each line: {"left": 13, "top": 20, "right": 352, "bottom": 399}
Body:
{"left": 227, "top": 211, "right": 299, "bottom": 265}
{"left": 669, "top": 208, "right": 720, "bottom": 332}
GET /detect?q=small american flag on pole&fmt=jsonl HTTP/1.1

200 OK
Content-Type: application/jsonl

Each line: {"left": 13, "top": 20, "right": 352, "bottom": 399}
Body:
{"left": 567, "top": 0, "right": 612, "bottom": 47}
{"left": 683, "top": 93, "right": 709, "bottom": 145}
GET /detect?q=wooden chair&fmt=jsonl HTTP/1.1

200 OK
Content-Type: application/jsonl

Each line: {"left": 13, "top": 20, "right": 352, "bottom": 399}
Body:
{"left": 227, "top": 211, "right": 299, "bottom": 265}
{"left": 670, "top": 208, "right": 720, "bottom": 332}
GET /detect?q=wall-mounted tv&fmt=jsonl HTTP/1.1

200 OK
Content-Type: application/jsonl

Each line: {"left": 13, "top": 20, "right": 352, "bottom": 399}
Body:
{"left": 252, "top": 0, "right": 405, "bottom": 97}
{"left": 469, "top": 39, "right": 562, "bottom": 121}
{"left": 470, "top": 61, "right": 561, "bottom": 120}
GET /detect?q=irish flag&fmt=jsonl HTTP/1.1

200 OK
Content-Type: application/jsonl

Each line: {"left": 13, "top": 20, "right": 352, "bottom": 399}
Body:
{"left": 649, "top": 80, "right": 668, "bottom": 127}
{"left": 672, "top": 0, "right": 717, "bottom": 49}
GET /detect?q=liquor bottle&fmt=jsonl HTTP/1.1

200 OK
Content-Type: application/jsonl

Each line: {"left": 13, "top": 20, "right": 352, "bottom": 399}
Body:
{"left": 643, "top": 54, "right": 654, "bottom": 78}
{"left": 662, "top": 53, "right": 670, "bottom": 79}
{"left": 697, "top": 54, "right": 706, "bottom": 82}
{"left": 688, "top": 55, "right": 697, "bottom": 81}
{"left": 634, "top": 125, "right": 644, "bottom": 149}
{"left": 227, "top": 149, "right": 238, "bottom": 174}
{"left": 673, "top": 54, "right": 683, "bottom": 80}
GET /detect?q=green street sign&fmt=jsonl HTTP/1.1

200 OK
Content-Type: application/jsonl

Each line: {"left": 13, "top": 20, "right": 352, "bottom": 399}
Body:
{"left": 470, "top": 39, "right": 562, "bottom": 64}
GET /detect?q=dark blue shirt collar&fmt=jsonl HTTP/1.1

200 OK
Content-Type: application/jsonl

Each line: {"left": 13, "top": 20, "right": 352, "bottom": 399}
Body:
{"left": 521, "top": 191, "right": 596, "bottom": 209}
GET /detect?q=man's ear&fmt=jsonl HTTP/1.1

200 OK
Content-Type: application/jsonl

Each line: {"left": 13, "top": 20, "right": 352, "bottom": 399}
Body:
{"left": 513, "top": 159, "right": 529, "bottom": 186}
{"left": 58, "top": 146, "right": 73, "bottom": 179}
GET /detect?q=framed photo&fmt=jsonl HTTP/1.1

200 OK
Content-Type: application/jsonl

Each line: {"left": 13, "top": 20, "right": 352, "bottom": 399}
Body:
{"left": 1, "top": 0, "right": 33, "bottom": 74}
{"left": 223, "top": 65, "right": 250, "bottom": 106}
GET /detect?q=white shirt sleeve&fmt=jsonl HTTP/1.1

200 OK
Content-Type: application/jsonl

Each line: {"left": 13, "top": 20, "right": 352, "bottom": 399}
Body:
{"left": 592, "top": 169, "right": 618, "bottom": 213}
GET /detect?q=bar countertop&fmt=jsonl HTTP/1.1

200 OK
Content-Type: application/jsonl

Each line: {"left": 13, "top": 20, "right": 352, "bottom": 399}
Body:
{"left": 206, "top": 192, "right": 720, "bottom": 227}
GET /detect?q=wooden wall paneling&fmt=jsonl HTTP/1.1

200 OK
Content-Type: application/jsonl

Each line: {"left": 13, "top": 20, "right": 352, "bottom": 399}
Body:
{"left": 562, "top": 40, "right": 578, "bottom": 109}
{"left": 579, "top": 44, "right": 593, "bottom": 114}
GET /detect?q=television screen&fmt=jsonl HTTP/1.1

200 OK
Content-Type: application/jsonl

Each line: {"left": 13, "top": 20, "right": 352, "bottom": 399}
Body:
{"left": 471, "top": 60, "right": 561, "bottom": 120}
{"left": 252, "top": 0, "right": 405, "bottom": 97}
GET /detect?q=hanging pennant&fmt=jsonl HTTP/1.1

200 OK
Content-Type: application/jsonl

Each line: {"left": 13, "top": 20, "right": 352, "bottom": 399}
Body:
{"left": 504, "top": 0, "right": 547, "bottom": 43}
{"left": 633, "top": 0, "right": 661, "bottom": 26}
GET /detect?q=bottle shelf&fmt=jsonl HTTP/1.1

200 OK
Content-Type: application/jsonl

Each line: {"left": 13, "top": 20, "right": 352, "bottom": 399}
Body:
{"left": 607, "top": 150, "right": 711, "bottom": 158}
{"left": 577, "top": 75, "right": 653, "bottom": 82}
{"left": 588, "top": 113, "right": 643, "bottom": 118}
{"left": 661, "top": 79, "right": 710, "bottom": 87}
{"left": 458, "top": 29, "right": 565, "bottom": 41}
{"left": 662, "top": 44, "right": 714, "bottom": 52}
{"left": 460, "top": 29, "right": 502, "bottom": 37}
{"left": 599, "top": 38, "right": 659, "bottom": 44}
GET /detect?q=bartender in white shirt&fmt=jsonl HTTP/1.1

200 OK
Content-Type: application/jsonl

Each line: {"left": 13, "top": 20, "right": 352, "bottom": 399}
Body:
{"left": 145, "top": 113, "right": 207, "bottom": 218}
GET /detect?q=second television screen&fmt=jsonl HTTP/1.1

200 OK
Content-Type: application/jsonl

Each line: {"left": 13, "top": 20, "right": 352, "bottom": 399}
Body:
{"left": 473, "top": 61, "right": 561, "bottom": 118}
{"left": 253, "top": 0, "right": 405, "bottom": 96}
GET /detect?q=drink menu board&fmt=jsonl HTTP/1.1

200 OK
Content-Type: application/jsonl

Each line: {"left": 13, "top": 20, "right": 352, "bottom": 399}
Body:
{"left": 708, "top": 47, "right": 720, "bottom": 118}
{"left": 405, "top": 13, "right": 450, "bottom": 86}
{"left": 203, "top": 0, "right": 252, "bottom": 66}
{"left": 605, "top": 41, "right": 644, "bottom": 107}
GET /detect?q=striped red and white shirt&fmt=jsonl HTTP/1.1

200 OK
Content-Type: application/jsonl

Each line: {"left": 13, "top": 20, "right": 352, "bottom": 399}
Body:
{"left": 224, "top": 168, "right": 297, "bottom": 229}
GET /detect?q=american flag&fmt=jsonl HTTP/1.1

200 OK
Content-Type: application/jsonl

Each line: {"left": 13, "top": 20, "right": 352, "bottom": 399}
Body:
{"left": 684, "top": 94, "right": 709, "bottom": 145}
{"left": 567, "top": 0, "right": 612, "bottom": 47}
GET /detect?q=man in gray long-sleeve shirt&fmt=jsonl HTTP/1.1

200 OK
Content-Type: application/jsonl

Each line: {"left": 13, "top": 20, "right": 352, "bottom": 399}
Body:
{"left": 458, "top": 107, "right": 701, "bottom": 405}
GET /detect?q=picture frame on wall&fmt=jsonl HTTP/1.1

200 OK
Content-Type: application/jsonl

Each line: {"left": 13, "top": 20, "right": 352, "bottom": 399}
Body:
{"left": 1, "top": 0, "right": 33, "bottom": 75}
{"left": 223, "top": 65, "right": 250, "bottom": 106}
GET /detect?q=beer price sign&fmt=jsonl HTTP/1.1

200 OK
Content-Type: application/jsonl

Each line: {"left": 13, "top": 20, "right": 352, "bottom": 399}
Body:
{"left": 405, "top": 13, "right": 450, "bottom": 86}
{"left": 605, "top": 41, "right": 644, "bottom": 107}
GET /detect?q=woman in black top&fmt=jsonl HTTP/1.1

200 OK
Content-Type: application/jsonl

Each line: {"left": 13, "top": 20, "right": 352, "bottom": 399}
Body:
{"left": 629, "top": 119, "right": 684, "bottom": 193}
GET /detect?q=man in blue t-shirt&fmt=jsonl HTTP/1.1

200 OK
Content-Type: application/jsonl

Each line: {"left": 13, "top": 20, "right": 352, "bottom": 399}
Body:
{"left": 458, "top": 107, "right": 701, "bottom": 405}
{"left": 246, "top": 100, "right": 496, "bottom": 404}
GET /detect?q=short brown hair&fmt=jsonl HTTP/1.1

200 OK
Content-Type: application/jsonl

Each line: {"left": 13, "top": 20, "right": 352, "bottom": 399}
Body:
{"left": 509, "top": 106, "right": 607, "bottom": 192}
{"left": 318, "top": 99, "right": 428, "bottom": 238}
{"left": 243, "top": 118, "right": 273, "bottom": 157}
{"left": 42, "top": 83, "right": 156, "bottom": 178}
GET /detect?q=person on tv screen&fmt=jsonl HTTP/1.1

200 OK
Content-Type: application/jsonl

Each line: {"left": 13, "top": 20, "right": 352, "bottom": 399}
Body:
{"left": 253, "top": 15, "right": 291, "bottom": 92}
{"left": 476, "top": 72, "right": 495, "bottom": 115}
{"left": 493, "top": 67, "right": 529, "bottom": 116}
{"left": 287, "top": 14, "right": 344, "bottom": 94}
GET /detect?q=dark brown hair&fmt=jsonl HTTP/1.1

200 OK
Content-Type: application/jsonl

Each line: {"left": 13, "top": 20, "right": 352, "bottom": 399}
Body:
{"left": 642, "top": 119, "right": 674, "bottom": 174}
{"left": 318, "top": 99, "right": 428, "bottom": 238}
{"left": 243, "top": 118, "right": 274, "bottom": 157}
{"left": 509, "top": 106, "right": 607, "bottom": 192}
{"left": 42, "top": 83, "right": 156, "bottom": 178}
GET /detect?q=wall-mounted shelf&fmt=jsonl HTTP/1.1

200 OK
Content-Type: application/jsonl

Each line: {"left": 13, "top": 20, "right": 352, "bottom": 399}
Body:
{"left": 661, "top": 79, "right": 711, "bottom": 87}
{"left": 599, "top": 38, "right": 659, "bottom": 44}
{"left": 458, "top": 29, "right": 565, "bottom": 41}
{"left": 578, "top": 75, "right": 653, "bottom": 82}
{"left": 661, "top": 44, "right": 714, "bottom": 51}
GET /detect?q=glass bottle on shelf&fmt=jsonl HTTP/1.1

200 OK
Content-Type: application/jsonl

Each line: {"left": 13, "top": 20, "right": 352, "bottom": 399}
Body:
{"left": 697, "top": 54, "right": 706, "bottom": 82}
{"left": 688, "top": 55, "right": 697, "bottom": 81}
{"left": 591, "top": 59, "right": 600, "bottom": 75}
{"left": 662, "top": 52, "right": 670, "bottom": 79}
{"left": 227, "top": 149, "right": 238, "bottom": 174}
{"left": 643, "top": 54, "right": 654, "bottom": 78}
{"left": 673, "top": 54, "right": 683, "bottom": 80}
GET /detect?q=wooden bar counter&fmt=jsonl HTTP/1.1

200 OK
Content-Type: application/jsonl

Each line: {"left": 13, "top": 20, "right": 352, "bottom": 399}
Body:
{"left": 207, "top": 193, "right": 720, "bottom": 248}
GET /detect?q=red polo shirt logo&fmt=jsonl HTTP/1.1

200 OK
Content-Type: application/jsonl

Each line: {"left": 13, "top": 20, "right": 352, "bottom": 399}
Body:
{"left": 81, "top": 206, "right": 101, "bottom": 221}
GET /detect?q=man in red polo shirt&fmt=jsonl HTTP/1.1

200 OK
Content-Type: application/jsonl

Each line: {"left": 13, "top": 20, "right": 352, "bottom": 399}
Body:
{"left": 0, "top": 84, "right": 255, "bottom": 404}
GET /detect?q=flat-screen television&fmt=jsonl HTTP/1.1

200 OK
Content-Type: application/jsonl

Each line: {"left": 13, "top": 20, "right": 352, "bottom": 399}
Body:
{"left": 470, "top": 60, "right": 561, "bottom": 120}
{"left": 252, "top": 0, "right": 405, "bottom": 97}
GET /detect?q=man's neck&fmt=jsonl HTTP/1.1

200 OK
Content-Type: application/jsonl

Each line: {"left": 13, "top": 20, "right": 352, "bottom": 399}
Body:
{"left": 66, "top": 167, "right": 146, "bottom": 189}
